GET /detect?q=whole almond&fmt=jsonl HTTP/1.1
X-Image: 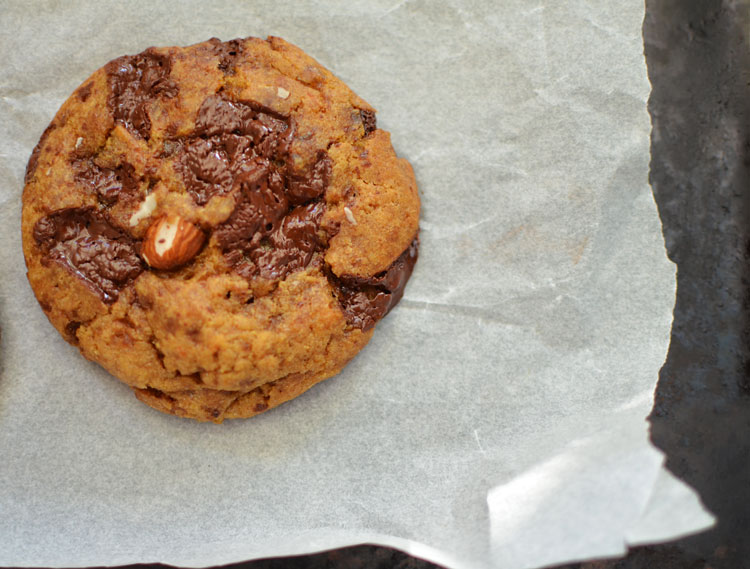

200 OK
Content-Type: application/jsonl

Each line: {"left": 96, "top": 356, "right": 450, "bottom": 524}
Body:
{"left": 141, "top": 215, "right": 205, "bottom": 270}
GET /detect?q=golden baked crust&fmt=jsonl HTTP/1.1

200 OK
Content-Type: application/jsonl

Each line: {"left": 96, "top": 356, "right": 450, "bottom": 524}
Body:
{"left": 22, "top": 37, "right": 419, "bottom": 422}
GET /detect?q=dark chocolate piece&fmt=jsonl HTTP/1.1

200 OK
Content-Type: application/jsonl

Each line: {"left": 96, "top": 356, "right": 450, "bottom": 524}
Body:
{"left": 65, "top": 320, "right": 82, "bottom": 344}
{"left": 33, "top": 208, "right": 144, "bottom": 303}
{"left": 181, "top": 94, "right": 333, "bottom": 284}
{"left": 180, "top": 137, "right": 237, "bottom": 204}
{"left": 216, "top": 185, "right": 325, "bottom": 282}
{"left": 251, "top": 202, "right": 327, "bottom": 280}
{"left": 333, "top": 237, "right": 418, "bottom": 331}
{"left": 107, "top": 50, "right": 178, "bottom": 139}
{"left": 208, "top": 38, "right": 244, "bottom": 74}
{"left": 286, "top": 152, "right": 332, "bottom": 205}
{"left": 75, "top": 161, "right": 140, "bottom": 204}
{"left": 179, "top": 95, "right": 293, "bottom": 205}
{"left": 360, "top": 109, "right": 377, "bottom": 136}
{"left": 214, "top": 159, "right": 288, "bottom": 250}
{"left": 76, "top": 82, "right": 93, "bottom": 102}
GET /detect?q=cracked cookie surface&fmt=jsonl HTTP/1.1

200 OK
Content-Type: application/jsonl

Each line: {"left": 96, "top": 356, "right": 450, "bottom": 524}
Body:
{"left": 22, "top": 36, "right": 420, "bottom": 422}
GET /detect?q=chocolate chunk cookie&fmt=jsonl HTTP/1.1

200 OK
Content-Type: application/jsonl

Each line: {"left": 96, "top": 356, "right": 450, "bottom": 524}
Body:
{"left": 22, "top": 37, "right": 420, "bottom": 422}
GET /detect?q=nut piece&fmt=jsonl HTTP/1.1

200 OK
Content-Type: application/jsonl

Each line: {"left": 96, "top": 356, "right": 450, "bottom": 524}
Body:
{"left": 129, "top": 193, "right": 157, "bottom": 227}
{"left": 141, "top": 215, "right": 205, "bottom": 270}
{"left": 343, "top": 206, "right": 357, "bottom": 225}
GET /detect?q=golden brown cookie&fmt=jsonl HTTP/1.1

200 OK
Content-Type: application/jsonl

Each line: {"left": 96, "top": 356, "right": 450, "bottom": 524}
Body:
{"left": 22, "top": 36, "right": 420, "bottom": 422}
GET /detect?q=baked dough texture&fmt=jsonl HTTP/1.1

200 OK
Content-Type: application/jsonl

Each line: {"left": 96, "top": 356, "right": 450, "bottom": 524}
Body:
{"left": 22, "top": 37, "right": 420, "bottom": 422}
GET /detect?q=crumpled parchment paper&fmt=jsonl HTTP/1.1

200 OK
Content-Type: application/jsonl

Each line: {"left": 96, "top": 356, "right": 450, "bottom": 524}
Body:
{"left": 0, "top": 1, "right": 715, "bottom": 568}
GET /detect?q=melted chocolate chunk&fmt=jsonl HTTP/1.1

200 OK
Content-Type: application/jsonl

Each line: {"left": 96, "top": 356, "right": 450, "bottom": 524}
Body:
{"left": 205, "top": 38, "right": 244, "bottom": 74}
{"left": 360, "top": 110, "right": 377, "bottom": 136}
{"left": 33, "top": 208, "right": 144, "bottom": 303}
{"left": 181, "top": 137, "right": 237, "bottom": 203}
{"left": 75, "top": 161, "right": 140, "bottom": 204}
{"left": 107, "top": 51, "right": 178, "bottom": 139}
{"left": 177, "top": 93, "right": 335, "bottom": 284}
{"left": 286, "top": 152, "right": 332, "bottom": 205}
{"left": 179, "top": 96, "right": 293, "bottom": 205}
{"left": 332, "top": 237, "right": 419, "bottom": 331}
{"left": 194, "top": 96, "right": 248, "bottom": 136}
{"left": 216, "top": 174, "right": 327, "bottom": 282}
{"left": 194, "top": 96, "right": 291, "bottom": 147}
{"left": 214, "top": 159, "right": 288, "bottom": 250}
{"left": 250, "top": 202, "right": 326, "bottom": 280}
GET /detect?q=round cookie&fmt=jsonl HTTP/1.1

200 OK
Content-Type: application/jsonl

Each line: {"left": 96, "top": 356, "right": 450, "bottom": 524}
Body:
{"left": 22, "top": 36, "right": 420, "bottom": 422}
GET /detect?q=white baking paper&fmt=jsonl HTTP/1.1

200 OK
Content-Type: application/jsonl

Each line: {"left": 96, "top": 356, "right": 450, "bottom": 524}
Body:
{"left": 0, "top": 1, "right": 714, "bottom": 568}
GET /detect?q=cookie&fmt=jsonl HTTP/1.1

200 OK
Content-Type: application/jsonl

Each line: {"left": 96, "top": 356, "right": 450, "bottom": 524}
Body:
{"left": 22, "top": 37, "right": 420, "bottom": 422}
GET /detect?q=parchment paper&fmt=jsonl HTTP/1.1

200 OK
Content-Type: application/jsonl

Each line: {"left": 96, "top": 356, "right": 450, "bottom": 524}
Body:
{"left": 0, "top": 2, "right": 715, "bottom": 568}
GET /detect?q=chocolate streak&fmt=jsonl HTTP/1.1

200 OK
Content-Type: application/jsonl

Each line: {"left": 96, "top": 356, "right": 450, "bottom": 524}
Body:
{"left": 33, "top": 208, "right": 144, "bottom": 303}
